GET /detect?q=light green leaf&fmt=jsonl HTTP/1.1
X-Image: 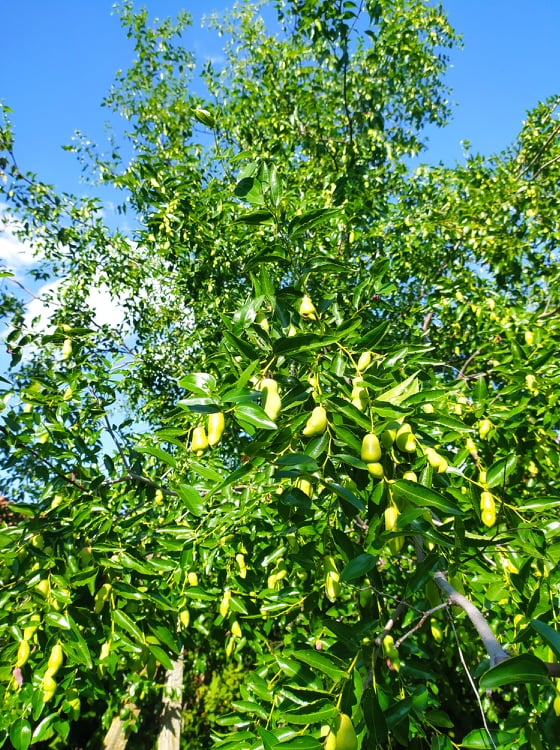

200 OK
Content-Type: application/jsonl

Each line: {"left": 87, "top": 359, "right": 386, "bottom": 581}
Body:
{"left": 479, "top": 654, "right": 550, "bottom": 689}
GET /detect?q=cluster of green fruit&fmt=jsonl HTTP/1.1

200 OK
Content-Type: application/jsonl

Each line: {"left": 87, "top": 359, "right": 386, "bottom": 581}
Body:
{"left": 190, "top": 412, "right": 226, "bottom": 453}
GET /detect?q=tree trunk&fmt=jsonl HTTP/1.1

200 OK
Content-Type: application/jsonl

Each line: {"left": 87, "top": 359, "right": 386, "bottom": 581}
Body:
{"left": 157, "top": 651, "right": 184, "bottom": 750}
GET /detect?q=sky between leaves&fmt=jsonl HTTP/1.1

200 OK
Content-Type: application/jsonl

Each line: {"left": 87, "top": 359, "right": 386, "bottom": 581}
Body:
{"left": 0, "top": 0, "right": 559, "bottom": 318}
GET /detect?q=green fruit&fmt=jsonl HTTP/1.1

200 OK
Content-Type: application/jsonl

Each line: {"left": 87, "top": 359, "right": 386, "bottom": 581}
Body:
{"left": 324, "top": 556, "right": 341, "bottom": 602}
{"left": 61, "top": 338, "right": 73, "bottom": 360}
{"left": 191, "top": 425, "right": 209, "bottom": 453}
{"left": 261, "top": 378, "right": 282, "bottom": 421}
{"left": 425, "top": 447, "right": 448, "bottom": 473}
{"left": 366, "top": 462, "right": 384, "bottom": 479}
{"left": 361, "top": 433, "right": 381, "bottom": 462}
{"left": 299, "top": 294, "right": 318, "bottom": 319}
{"left": 395, "top": 424, "right": 416, "bottom": 453}
{"left": 207, "top": 411, "right": 225, "bottom": 446}
{"left": 16, "top": 639, "right": 30, "bottom": 667}
{"left": 356, "top": 350, "right": 372, "bottom": 372}
{"left": 326, "top": 713, "right": 358, "bottom": 750}
{"left": 303, "top": 405, "right": 327, "bottom": 436}
{"left": 47, "top": 643, "right": 64, "bottom": 675}
{"left": 93, "top": 583, "right": 112, "bottom": 614}
{"left": 479, "top": 418, "right": 492, "bottom": 439}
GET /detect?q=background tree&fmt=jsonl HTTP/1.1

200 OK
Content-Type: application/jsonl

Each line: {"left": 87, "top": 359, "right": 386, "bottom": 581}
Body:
{"left": 1, "top": 1, "right": 559, "bottom": 749}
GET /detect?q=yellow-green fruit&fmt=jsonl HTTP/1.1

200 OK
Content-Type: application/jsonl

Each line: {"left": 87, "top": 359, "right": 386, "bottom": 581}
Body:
{"left": 385, "top": 505, "right": 399, "bottom": 532}
{"left": 220, "top": 589, "right": 231, "bottom": 618}
{"left": 303, "top": 405, "right": 327, "bottom": 436}
{"left": 299, "top": 294, "right": 318, "bottom": 319}
{"left": 524, "top": 329, "right": 534, "bottom": 347}
{"left": 23, "top": 614, "right": 41, "bottom": 641}
{"left": 361, "top": 433, "right": 382, "bottom": 463}
{"left": 187, "top": 571, "right": 199, "bottom": 586}
{"left": 324, "top": 556, "right": 341, "bottom": 603}
{"left": 261, "top": 378, "right": 282, "bottom": 421}
{"left": 16, "top": 640, "right": 30, "bottom": 668}
{"left": 236, "top": 553, "right": 248, "bottom": 578}
{"left": 351, "top": 378, "right": 367, "bottom": 411}
{"left": 47, "top": 643, "right": 64, "bottom": 675}
{"left": 191, "top": 425, "right": 209, "bottom": 453}
{"left": 425, "top": 447, "right": 448, "bottom": 474}
{"left": 61, "top": 338, "right": 73, "bottom": 360}
{"left": 430, "top": 618, "right": 443, "bottom": 643}
{"left": 207, "top": 412, "right": 225, "bottom": 446}
{"left": 325, "top": 714, "right": 358, "bottom": 750}
{"left": 367, "top": 462, "right": 384, "bottom": 479}
{"left": 356, "top": 351, "right": 372, "bottom": 372}
{"left": 402, "top": 470, "right": 417, "bottom": 482}
{"left": 93, "top": 583, "right": 112, "bottom": 614}
{"left": 554, "top": 694, "right": 560, "bottom": 717}
{"left": 480, "top": 491, "right": 496, "bottom": 527}
{"left": 380, "top": 423, "right": 398, "bottom": 449}
{"left": 479, "top": 418, "right": 492, "bottom": 439}
{"left": 231, "top": 620, "right": 242, "bottom": 638}
{"left": 42, "top": 673, "right": 57, "bottom": 702}
{"left": 395, "top": 424, "right": 416, "bottom": 453}
{"left": 179, "top": 609, "right": 190, "bottom": 629}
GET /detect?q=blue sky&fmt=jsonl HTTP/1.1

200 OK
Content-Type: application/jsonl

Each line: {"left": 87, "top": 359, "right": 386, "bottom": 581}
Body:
{"left": 1, "top": 0, "right": 559, "bottom": 195}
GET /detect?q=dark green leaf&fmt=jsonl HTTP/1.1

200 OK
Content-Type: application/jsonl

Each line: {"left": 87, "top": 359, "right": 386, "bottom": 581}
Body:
{"left": 479, "top": 654, "right": 550, "bottom": 689}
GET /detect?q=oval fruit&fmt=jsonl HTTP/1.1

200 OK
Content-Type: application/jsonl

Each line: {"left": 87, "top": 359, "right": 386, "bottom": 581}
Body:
{"left": 42, "top": 673, "right": 57, "bottom": 702}
{"left": 395, "top": 424, "right": 416, "bottom": 453}
{"left": 299, "top": 294, "right": 317, "bottom": 319}
{"left": 16, "top": 640, "right": 30, "bottom": 668}
{"left": 361, "top": 433, "right": 381, "bottom": 463}
{"left": 402, "top": 470, "right": 417, "bottom": 482}
{"left": 324, "top": 556, "right": 341, "bottom": 603}
{"left": 61, "top": 338, "right": 73, "bottom": 360}
{"left": 302, "top": 405, "right": 327, "bottom": 436}
{"left": 479, "top": 418, "right": 492, "bottom": 439}
{"left": 425, "top": 447, "right": 448, "bottom": 474}
{"left": 191, "top": 426, "right": 209, "bottom": 454}
{"left": 356, "top": 351, "right": 372, "bottom": 372}
{"left": 367, "top": 462, "right": 384, "bottom": 479}
{"left": 207, "top": 412, "right": 225, "bottom": 446}
{"left": 260, "top": 378, "right": 282, "bottom": 421}
{"left": 47, "top": 643, "right": 64, "bottom": 675}
{"left": 326, "top": 714, "right": 358, "bottom": 750}
{"left": 94, "top": 583, "right": 112, "bottom": 614}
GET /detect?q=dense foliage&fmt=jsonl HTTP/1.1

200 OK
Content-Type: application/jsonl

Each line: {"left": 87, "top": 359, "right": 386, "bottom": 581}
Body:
{"left": 1, "top": 1, "right": 559, "bottom": 748}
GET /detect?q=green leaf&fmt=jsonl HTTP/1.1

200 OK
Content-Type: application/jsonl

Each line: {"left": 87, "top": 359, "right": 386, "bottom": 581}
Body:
{"left": 234, "top": 210, "right": 274, "bottom": 225}
{"left": 10, "top": 719, "right": 32, "bottom": 750}
{"left": 177, "top": 372, "right": 217, "bottom": 394}
{"left": 376, "top": 373, "right": 419, "bottom": 405}
{"left": 324, "top": 481, "right": 365, "bottom": 513}
{"left": 191, "top": 108, "right": 215, "bottom": 128}
{"left": 391, "top": 480, "right": 463, "bottom": 516}
{"left": 112, "top": 609, "right": 145, "bottom": 644}
{"left": 531, "top": 620, "right": 560, "bottom": 659}
{"left": 175, "top": 484, "right": 205, "bottom": 516}
{"left": 340, "top": 553, "right": 377, "bottom": 581}
{"left": 291, "top": 650, "right": 347, "bottom": 681}
{"left": 135, "top": 445, "right": 177, "bottom": 468}
{"left": 234, "top": 402, "right": 278, "bottom": 430}
{"left": 148, "top": 643, "right": 174, "bottom": 671}
{"left": 362, "top": 686, "right": 388, "bottom": 746}
{"left": 459, "top": 729, "right": 518, "bottom": 748}
{"left": 31, "top": 714, "right": 58, "bottom": 743}
{"left": 479, "top": 654, "right": 550, "bottom": 689}
{"left": 280, "top": 700, "right": 338, "bottom": 725}
{"left": 486, "top": 454, "right": 517, "bottom": 489}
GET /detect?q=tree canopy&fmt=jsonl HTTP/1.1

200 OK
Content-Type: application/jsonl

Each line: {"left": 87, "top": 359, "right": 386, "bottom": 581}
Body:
{"left": 1, "top": 1, "right": 559, "bottom": 749}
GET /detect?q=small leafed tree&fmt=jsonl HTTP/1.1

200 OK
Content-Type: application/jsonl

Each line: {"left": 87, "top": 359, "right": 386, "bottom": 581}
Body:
{"left": 1, "top": 1, "right": 559, "bottom": 749}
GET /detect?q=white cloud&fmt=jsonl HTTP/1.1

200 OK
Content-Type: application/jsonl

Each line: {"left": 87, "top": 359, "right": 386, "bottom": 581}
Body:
{"left": 0, "top": 224, "right": 37, "bottom": 272}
